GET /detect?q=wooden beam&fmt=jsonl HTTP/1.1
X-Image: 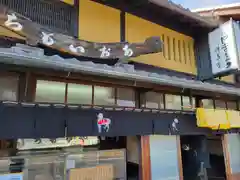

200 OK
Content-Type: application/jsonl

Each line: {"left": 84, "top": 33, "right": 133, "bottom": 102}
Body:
{"left": 213, "top": 8, "right": 240, "bottom": 16}
{"left": 222, "top": 135, "right": 231, "bottom": 180}
{"left": 141, "top": 136, "right": 151, "bottom": 180}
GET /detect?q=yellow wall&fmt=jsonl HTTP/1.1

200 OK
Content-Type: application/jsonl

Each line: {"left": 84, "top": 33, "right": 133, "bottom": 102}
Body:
{"left": 218, "top": 75, "right": 235, "bottom": 83}
{"left": 78, "top": 0, "right": 120, "bottom": 43}
{"left": 0, "top": 27, "right": 25, "bottom": 40}
{"left": 126, "top": 13, "right": 196, "bottom": 74}
{"left": 60, "top": 0, "right": 74, "bottom": 5}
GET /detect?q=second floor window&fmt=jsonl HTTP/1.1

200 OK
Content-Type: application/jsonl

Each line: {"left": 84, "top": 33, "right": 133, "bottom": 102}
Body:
{"left": 34, "top": 80, "right": 135, "bottom": 107}
{"left": 94, "top": 86, "right": 115, "bottom": 106}
{"left": 201, "top": 99, "right": 214, "bottom": 108}
{"left": 142, "top": 92, "right": 164, "bottom": 109}
{"left": 165, "top": 94, "right": 181, "bottom": 110}
{"left": 116, "top": 88, "right": 135, "bottom": 107}
{"left": 0, "top": 75, "right": 18, "bottom": 101}
{"left": 182, "top": 96, "right": 192, "bottom": 110}
{"left": 227, "top": 101, "right": 237, "bottom": 110}
{"left": 215, "top": 100, "right": 227, "bottom": 109}
{"left": 35, "top": 80, "right": 66, "bottom": 103}
{"left": 67, "top": 83, "right": 92, "bottom": 105}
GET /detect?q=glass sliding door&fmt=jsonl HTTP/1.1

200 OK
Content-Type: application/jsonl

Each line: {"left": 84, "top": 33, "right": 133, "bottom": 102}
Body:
{"left": 226, "top": 134, "right": 240, "bottom": 174}
{"left": 149, "top": 135, "right": 180, "bottom": 180}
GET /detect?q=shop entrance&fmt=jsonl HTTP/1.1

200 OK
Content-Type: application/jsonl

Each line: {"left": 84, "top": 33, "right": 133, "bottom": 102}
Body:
{"left": 100, "top": 136, "right": 141, "bottom": 180}
{"left": 0, "top": 136, "right": 141, "bottom": 180}
{"left": 180, "top": 135, "right": 226, "bottom": 180}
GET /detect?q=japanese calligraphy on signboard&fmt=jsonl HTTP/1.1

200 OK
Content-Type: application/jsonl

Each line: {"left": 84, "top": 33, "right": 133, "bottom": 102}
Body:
{"left": 0, "top": 6, "right": 162, "bottom": 60}
{"left": 208, "top": 19, "right": 240, "bottom": 76}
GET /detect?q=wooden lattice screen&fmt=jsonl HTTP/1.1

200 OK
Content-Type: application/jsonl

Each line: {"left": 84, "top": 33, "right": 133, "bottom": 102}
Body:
{"left": 0, "top": 0, "right": 78, "bottom": 37}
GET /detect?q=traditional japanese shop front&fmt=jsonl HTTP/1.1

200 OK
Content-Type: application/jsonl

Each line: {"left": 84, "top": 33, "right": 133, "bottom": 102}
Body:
{"left": 0, "top": 100, "right": 155, "bottom": 180}
{"left": 0, "top": 4, "right": 163, "bottom": 180}
{"left": 1, "top": 44, "right": 240, "bottom": 180}
{"left": 1, "top": 1, "right": 240, "bottom": 180}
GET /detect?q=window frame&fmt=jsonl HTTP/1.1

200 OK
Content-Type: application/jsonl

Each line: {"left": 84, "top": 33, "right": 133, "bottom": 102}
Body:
{"left": 32, "top": 75, "right": 240, "bottom": 112}
{"left": 142, "top": 91, "right": 164, "bottom": 109}
{"left": 0, "top": 72, "right": 20, "bottom": 102}
{"left": 214, "top": 99, "right": 227, "bottom": 109}
{"left": 142, "top": 91, "right": 195, "bottom": 111}
{"left": 33, "top": 77, "right": 136, "bottom": 107}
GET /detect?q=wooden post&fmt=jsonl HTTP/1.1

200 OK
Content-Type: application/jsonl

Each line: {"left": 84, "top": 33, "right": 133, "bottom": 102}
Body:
{"left": 140, "top": 136, "right": 151, "bottom": 180}
{"left": 222, "top": 135, "right": 231, "bottom": 180}
{"left": 176, "top": 136, "right": 183, "bottom": 180}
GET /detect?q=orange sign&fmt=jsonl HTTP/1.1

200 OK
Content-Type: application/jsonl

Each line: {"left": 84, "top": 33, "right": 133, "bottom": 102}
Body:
{"left": 68, "top": 165, "right": 114, "bottom": 180}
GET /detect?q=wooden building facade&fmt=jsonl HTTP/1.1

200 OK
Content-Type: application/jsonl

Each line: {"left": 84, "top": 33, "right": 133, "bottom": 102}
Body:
{"left": 194, "top": 5, "right": 240, "bottom": 179}
{"left": 0, "top": 0, "right": 240, "bottom": 180}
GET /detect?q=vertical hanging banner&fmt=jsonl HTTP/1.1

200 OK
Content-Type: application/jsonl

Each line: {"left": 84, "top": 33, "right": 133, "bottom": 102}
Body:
{"left": 0, "top": 5, "right": 162, "bottom": 60}
{"left": 208, "top": 19, "right": 240, "bottom": 77}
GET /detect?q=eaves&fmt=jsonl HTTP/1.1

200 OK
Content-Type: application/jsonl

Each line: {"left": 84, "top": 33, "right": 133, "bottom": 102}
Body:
{"left": 149, "top": 0, "right": 220, "bottom": 29}
{"left": 0, "top": 44, "right": 239, "bottom": 96}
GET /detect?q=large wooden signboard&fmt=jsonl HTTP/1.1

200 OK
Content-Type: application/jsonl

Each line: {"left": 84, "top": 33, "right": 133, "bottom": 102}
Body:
{"left": 0, "top": 5, "right": 162, "bottom": 60}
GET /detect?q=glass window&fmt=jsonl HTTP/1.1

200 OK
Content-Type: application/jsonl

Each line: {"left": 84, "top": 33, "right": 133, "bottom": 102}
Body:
{"left": 144, "top": 92, "right": 164, "bottom": 109}
{"left": 191, "top": 97, "right": 196, "bottom": 108}
{"left": 227, "top": 101, "right": 237, "bottom": 110}
{"left": 0, "top": 76, "right": 18, "bottom": 101}
{"left": 201, "top": 99, "right": 214, "bottom": 108}
{"left": 94, "top": 86, "right": 115, "bottom": 106}
{"left": 165, "top": 94, "right": 181, "bottom": 110}
{"left": 182, "top": 96, "right": 191, "bottom": 110}
{"left": 35, "top": 80, "right": 66, "bottom": 103}
{"left": 116, "top": 88, "right": 135, "bottom": 107}
{"left": 150, "top": 135, "right": 180, "bottom": 180}
{"left": 215, "top": 100, "right": 227, "bottom": 109}
{"left": 67, "top": 83, "right": 92, "bottom": 104}
{"left": 226, "top": 134, "right": 240, "bottom": 174}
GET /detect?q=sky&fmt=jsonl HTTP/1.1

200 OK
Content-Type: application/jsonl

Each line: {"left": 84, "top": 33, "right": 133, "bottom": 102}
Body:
{"left": 172, "top": 0, "right": 240, "bottom": 10}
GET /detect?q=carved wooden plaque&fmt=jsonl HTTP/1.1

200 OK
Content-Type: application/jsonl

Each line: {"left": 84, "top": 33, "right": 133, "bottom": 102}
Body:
{"left": 0, "top": 5, "right": 162, "bottom": 59}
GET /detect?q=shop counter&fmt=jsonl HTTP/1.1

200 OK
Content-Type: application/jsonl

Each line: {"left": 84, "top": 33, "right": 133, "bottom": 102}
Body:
{"left": 0, "top": 149, "right": 126, "bottom": 180}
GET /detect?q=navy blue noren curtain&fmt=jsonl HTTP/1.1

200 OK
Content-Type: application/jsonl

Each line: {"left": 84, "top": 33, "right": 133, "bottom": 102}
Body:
{"left": 0, "top": 103, "right": 35, "bottom": 138}
{"left": 35, "top": 105, "right": 66, "bottom": 138}
{"left": 66, "top": 108, "right": 94, "bottom": 136}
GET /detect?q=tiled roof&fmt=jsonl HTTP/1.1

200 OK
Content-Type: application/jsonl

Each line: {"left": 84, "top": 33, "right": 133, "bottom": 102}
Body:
{"left": 0, "top": 44, "right": 239, "bottom": 96}
{"left": 149, "top": 0, "right": 219, "bottom": 28}
{"left": 192, "top": 3, "right": 240, "bottom": 13}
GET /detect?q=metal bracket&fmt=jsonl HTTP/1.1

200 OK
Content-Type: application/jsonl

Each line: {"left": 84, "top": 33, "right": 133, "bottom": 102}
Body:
{"left": 114, "top": 57, "right": 131, "bottom": 67}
